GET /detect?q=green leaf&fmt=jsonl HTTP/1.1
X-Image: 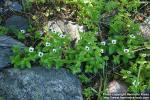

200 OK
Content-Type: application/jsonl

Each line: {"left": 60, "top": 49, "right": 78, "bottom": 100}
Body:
{"left": 26, "top": 61, "right": 31, "bottom": 68}
{"left": 85, "top": 65, "right": 93, "bottom": 73}
{"left": 72, "top": 66, "right": 81, "bottom": 74}
{"left": 109, "top": 45, "right": 116, "bottom": 55}
{"left": 79, "top": 74, "right": 90, "bottom": 83}
{"left": 71, "top": 62, "right": 81, "bottom": 74}
{"left": 55, "top": 60, "right": 63, "bottom": 69}
{"left": 18, "top": 32, "right": 25, "bottom": 40}
{"left": 122, "top": 56, "right": 129, "bottom": 64}
{"left": 104, "top": 56, "right": 109, "bottom": 61}
{"left": 0, "top": 26, "right": 8, "bottom": 36}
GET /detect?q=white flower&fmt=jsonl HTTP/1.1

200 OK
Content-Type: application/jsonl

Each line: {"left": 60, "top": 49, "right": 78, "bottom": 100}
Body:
{"left": 101, "top": 41, "right": 106, "bottom": 45}
{"left": 59, "top": 34, "right": 65, "bottom": 38}
{"left": 127, "top": 24, "right": 130, "bottom": 27}
{"left": 38, "top": 52, "right": 44, "bottom": 57}
{"left": 29, "top": 47, "right": 34, "bottom": 52}
{"left": 100, "top": 49, "right": 104, "bottom": 53}
{"left": 20, "top": 29, "right": 26, "bottom": 33}
{"left": 123, "top": 76, "right": 127, "bottom": 79}
{"left": 85, "top": 46, "right": 90, "bottom": 51}
{"left": 130, "top": 34, "right": 135, "bottom": 38}
{"left": 46, "top": 42, "right": 51, "bottom": 47}
{"left": 53, "top": 49, "right": 56, "bottom": 52}
{"left": 132, "top": 80, "right": 140, "bottom": 86}
{"left": 112, "top": 40, "right": 117, "bottom": 44}
{"left": 127, "top": 71, "right": 131, "bottom": 74}
{"left": 124, "top": 49, "right": 129, "bottom": 53}
{"left": 142, "top": 54, "right": 146, "bottom": 57}
{"left": 132, "top": 80, "right": 136, "bottom": 85}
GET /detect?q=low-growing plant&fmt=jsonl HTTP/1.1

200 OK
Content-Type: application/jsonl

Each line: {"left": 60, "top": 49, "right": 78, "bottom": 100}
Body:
{"left": 11, "top": 28, "right": 150, "bottom": 92}
{"left": 9, "top": 0, "right": 150, "bottom": 99}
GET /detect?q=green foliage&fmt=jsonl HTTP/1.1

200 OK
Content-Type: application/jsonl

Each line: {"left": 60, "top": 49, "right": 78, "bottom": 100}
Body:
{"left": 121, "top": 56, "right": 150, "bottom": 93}
{"left": 65, "top": 0, "right": 105, "bottom": 30}
{"left": 11, "top": 27, "right": 150, "bottom": 93}
{"left": 83, "top": 87, "right": 96, "bottom": 99}
{"left": 39, "top": 32, "right": 70, "bottom": 69}
{"left": 22, "top": 0, "right": 47, "bottom": 10}
{"left": 105, "top": 1, "right": 118, "bottom": 12}
{"left": 0, "top": 97, "right": 3, "bottom": 100}
{"left": 0, "top": 26, "right": 8, "bottom": 36}
{"left": 11, "top": 45, "right": 37, "bottom": 68}
{"left": 66, "top": 32, "right": 106, "bottom": 74}
{"left": 11, "top": 31, "right": 106, "bottom": 74}
{"left": 9, "top": 0, "right": 150, "bottom": 99}
{"left": 17, "top": 30, "right": 26, "bottom": 40}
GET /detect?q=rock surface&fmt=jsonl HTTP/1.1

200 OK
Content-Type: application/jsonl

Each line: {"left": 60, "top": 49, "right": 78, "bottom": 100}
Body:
{"left": 0, "top": 67, "right": 83, "bottom": 100}
{"left": 9, "top": 1, "right": 22, "bottom": 12}
{"left": 0, "top": 35, "right": 24, "bottom": 69}
{"left": 48, "top": 20, "right": 85, "bottom": 43}
{"left": 0, "top": 8, "right": 3, "bottom": 14}
{"left": 5, "top": 15, "right": 28, "bottom": 30}
{"left": 0, "top": 0, "right": 4, "bottom": 3}
{"left": 107, "top": 80, "right": 127, "bottom": 94}
{"left": 140, "top": 18, "right": 150, "bottom": 39}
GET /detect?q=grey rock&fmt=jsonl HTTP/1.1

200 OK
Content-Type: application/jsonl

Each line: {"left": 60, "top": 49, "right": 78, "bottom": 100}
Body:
{"left": 5, "top": 15, "right": 28, "bottom": 30}
{"left": 143, "top": 89, "right": 150, "bottom": 93}
{"left": 0, "top": 35, "right": 25, "bottom": 69}
{"left": 9, "top": 1, "right": 22, "bottom": 12}
{"left": 4, "top": 0, "right": 12, "bottom": 7}
{"left": 48, "top": 20, "right": 85, "bottom": 43}
{"left": 107, "top": 80, "right": 127, "bottom": 94}
{"left": 0, "top": 7, "right": 9, "bottom": 15}
{"left": 0, "top": 8, "right": 3, "bottom": 13}
{"left": 0, "top": 0, "right": 4, "bottom": 3}
{"left": 0, "top": 67, "right": 83, "bottom": 100}
{"left": 140, "top": 18, "right": 150, "bottom": 39}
